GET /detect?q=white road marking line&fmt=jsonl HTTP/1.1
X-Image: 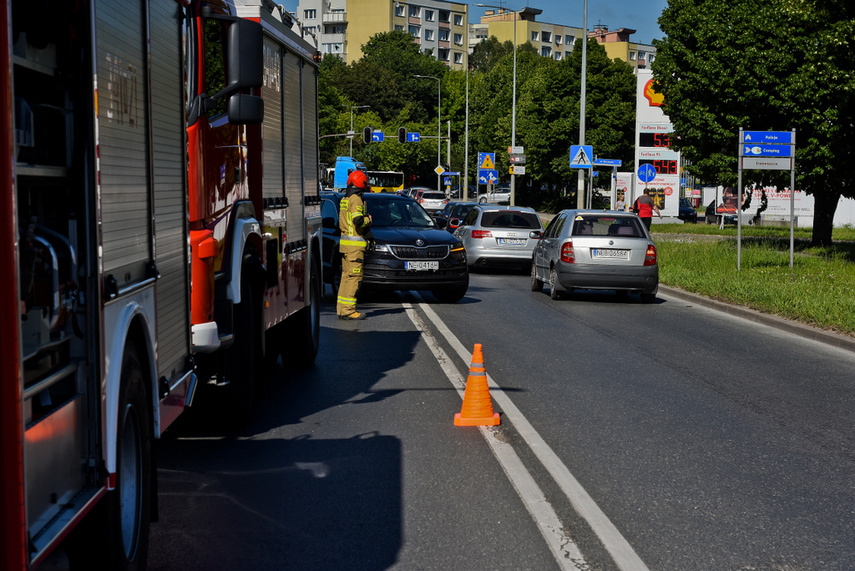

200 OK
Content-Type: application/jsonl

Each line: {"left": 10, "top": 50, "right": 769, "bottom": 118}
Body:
{"left": 414, "top": 299, "right": 650, "bottom": 571}
{"left": 402, "top": 303, "right": 588, "bottom": 571}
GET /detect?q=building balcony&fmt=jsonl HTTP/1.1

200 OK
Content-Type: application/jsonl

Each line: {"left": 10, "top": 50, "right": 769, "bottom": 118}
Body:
{"left": 323, "top": 11, "right": 347, "bottom": 23}
{"left": 438, "top": 40, "right": 450, "bottom": 48}
{"left": 408, "top": 16, "right": 420, "bottom": 24}
{"left": 325, "top": 32, "right": 346, "bottom": 44}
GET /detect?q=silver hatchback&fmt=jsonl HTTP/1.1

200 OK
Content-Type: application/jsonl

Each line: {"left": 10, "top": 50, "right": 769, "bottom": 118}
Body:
{"left": 531, "top": 210, "right": 659, "bottom": 302}
{"left": 454, "top": 205, "right": 543, "bottom": 269}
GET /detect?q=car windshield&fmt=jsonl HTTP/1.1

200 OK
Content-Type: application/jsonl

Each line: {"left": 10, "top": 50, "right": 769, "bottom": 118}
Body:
{"left": 480, "top": 211, "right": 541, "bottom": 229}
{"left": 571, "top": 215, "right": 642, "bottom": 237}
{"left": 365, "top": 198, "right": 435, "bottom": 228}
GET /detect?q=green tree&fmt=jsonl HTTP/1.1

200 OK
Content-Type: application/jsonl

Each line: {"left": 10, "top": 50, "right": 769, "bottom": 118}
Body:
{"left": 654, "top": 0, "right": 855, "bottom": 245}
{"left": 469, "top": 35, "right": 514, "bottom": 73}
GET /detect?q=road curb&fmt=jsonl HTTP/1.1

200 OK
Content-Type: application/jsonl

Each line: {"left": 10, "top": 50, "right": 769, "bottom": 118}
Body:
{"left": 659, "top": 284, "right": 855, "bottom": 354}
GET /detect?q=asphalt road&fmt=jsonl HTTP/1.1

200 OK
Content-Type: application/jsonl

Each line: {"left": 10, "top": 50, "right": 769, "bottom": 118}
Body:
{"left": 149, "top": 271, "right": 855, "bottom": 570}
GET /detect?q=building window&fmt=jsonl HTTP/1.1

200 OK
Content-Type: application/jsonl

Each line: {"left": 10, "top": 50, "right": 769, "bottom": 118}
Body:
{"left": 395, "top": 5, "right": 405, "bottom": 17}
{"left": 555, "top": 52, "right": 562, "bottom": 60}
{"left": 454, "top": 14, "right": 463, "bottom": 26}
{"left": 454, "top": 52, "right": 463, "bottom": 64}
{"left": 322, "top": 43, "right": 343, "bottom": 54}
{"left": 395, "top": 24, "right": 404, "bottom": 31}
{"left": 439, "top": 10, "right": 450, "bottom": 22}
{"left": 638, "top": 51, "right": 647, "bottom": 60}
{"left": 303, "top": 9, "right": 316, "bottom": 19}
{"left": 629, "top": 51, "right": 636, "bottom": 60}
{"left": 425, "top": 9, "right": 434, "bottom": 21}
{"left": 425, "top": 29, "right": 434, "bottom": 41}
{"left": 531, "top": 31, "right": 539, "bottom": 42}
{"left": 409, "top": 6, "right": 419, "bottom": 18}
{"left": 454, "top": 33, "right": 463, "bottom": 46}
{"left": 327, "top": 25, "right": 346, "bottom": 34}
{"left": 408, "top": 25, "right": 420, "bottom": 37}
{"left": 438, "top": 48, "right": 449, "bottom": 61}
{"left": 439, "top": 29, "right": 449, "bottom": 41}
{"left": 541, "top": 46, "right": 551, "bottom": 57}
{"left": 565, "top": 34, "right": 575, "bottom": 45}
{"left": 648, "top": 54, "right": 656, "bottom": 64}
{"left": 542, "top": 31, "right": 551, "bottom": 42}
{"left": 555, "top": 35, "right": 562, "bottom": 45}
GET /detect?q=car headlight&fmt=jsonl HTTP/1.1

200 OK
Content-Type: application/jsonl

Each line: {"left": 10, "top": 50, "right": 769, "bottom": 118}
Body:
{"left": 373, "top": 243, "right": 390, "bottom": 252}
{"left": 451, "top": 241, "right": 465, "bottom": 252}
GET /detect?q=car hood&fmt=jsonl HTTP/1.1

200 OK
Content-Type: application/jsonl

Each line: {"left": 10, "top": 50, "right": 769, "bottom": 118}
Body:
{"left": 371, "top": 226, "right": 459, "bottom": 245}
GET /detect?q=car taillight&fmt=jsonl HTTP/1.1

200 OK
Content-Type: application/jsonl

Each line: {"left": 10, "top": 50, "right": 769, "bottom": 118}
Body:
{"left": 644, "top": 244, "right": 657, "bottom": 266}
{"left": 560, "top": 241, "right": 575, "bottom": 263}
{"left": 472, "top": 229, "right": 493, "bottom": 239}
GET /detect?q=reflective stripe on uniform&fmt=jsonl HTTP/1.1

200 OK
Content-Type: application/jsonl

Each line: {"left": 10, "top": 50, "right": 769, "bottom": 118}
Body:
{"left": 337, "top": 295, "right": 357, "bottom": 305}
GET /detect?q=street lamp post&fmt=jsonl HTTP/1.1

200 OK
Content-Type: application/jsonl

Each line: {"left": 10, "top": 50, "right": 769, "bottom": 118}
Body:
{"left": 478, "top": 4, "right": 519, "bottom": 205}
{"left": 576, "top": 0, "right": 588, "bottom": 209}
{"left": 414, "top": 74, "right": 442, "bottom": 192}
{"left": 344, "top": 104, "right": 370, "bottom": 156}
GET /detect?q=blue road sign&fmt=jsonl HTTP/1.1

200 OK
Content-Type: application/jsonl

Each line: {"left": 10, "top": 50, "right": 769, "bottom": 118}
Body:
{"left": 741, "top": 131, "right": 793, "bottom": 145}
{"left": 593, "top": 158, "right": 622, "bottom": 167}
{"left": 407, "top": 132, "right": 420, "bottom": 142}
{"left": 742, "top": 144, "right": 792, "bottom": 158}
{"left": 478, "top": 152, "right": 496, "bottom": 170}
{"left": 637, "top": 163, "right": 657, "bottom": 183}
{"left": 444, "top": 177, "right": 452, "bottom": 185}
{"left": 569, "top": 145, "right": 593, "bottom": 169}
{"left": 478, "top": 169, "right": 498, "bottom": 184}
{"left": 372, "top": 132, "right": 384, "bottom": 142}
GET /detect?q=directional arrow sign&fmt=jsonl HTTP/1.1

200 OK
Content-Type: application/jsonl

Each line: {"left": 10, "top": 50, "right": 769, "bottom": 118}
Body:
{"left": 741, "top": 131, "right": 793, "bottom": 145}
{"left": 478, "top": 169, "right": 498, "bottom": 184}
{"left": 407, "top": 132, "right": 420, "bottom": 142}
{"left": 593, "top": 158, "right": 622, "bottom": 167}
{"left": 372, "top": 131, "right": 384, "bottom": 142}
{"left": 741, "top": 144, "right": 792, "bottom": 158}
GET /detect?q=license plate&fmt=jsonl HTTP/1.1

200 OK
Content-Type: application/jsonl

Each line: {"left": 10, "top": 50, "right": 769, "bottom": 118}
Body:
{"left": 592, "top": 249, "right": 629, "bottom": 259}
{"left": 406, "top": 261, "right": 439, "bottom": 270}
{"left": 497, "top": 238, "right": 526, "bottom": 245}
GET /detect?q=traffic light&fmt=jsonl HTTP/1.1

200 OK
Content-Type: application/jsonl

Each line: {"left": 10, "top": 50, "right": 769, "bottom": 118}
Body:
{"left": 398, "top": 127, "right": 407, "bottom": 144}
{"left": 362, "top": 126, "right": 372, "bottom": 144}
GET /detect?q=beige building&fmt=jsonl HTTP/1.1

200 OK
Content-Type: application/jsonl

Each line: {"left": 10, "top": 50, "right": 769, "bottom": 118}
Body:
{"left": 297, "top": 0, "right": 469, "bottom": 70}
{"left": 471, "top": 9, "right": 655, "bottom": 69}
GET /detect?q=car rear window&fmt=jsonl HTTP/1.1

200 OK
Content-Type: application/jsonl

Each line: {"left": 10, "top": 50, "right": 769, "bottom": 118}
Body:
{"left": 571, "top": 215, "right": 642, "bottom": 237}
{"left": 422, "top": 192, "right": 446, "bottom": 200}
{"left": 480, "top": 211, "right": 542, "bottom": 229}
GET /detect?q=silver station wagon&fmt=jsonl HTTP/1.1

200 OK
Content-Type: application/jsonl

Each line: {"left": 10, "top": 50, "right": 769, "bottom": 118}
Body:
{"left": 454, "top": 205, "right": 543, "bottom": 270}
{"left": 531, "top": 210, "right": 659, "bottom": 302}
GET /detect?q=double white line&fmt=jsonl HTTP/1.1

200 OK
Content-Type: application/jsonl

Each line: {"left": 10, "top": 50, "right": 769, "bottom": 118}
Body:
{"left": 404, "top": 298, "right": 649, "bottom": 571}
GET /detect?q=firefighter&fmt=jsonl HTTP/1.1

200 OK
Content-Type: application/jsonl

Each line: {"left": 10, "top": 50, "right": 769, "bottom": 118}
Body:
{"left": 337, "top": 170, "right": 373, "bottom": 320}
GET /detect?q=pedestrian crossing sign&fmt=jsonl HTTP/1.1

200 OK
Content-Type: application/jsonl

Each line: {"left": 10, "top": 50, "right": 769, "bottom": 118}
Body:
{"left": 569, "top": 145, "right": 593, "bottom": 169}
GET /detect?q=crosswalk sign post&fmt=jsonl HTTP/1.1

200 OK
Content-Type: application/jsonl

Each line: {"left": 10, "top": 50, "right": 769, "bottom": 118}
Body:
{"left": 569, "top": 145, "right": 593, "bottom": 169}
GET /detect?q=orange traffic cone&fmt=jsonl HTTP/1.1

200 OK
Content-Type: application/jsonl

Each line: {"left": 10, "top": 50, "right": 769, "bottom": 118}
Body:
{"left": 454, "top": 344, "right": 500, "bottom": 426}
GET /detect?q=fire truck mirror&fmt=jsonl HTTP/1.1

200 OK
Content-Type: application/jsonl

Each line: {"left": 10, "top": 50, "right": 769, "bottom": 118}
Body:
{"left": 227, "top": 18, "right": 263, "bottom": 90}
{"left": 228, "top": 94, "right": 264, "bottom": 125}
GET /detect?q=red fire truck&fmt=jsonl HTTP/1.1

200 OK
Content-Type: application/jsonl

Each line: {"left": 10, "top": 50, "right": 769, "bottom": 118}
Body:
{"left": 0, "top": 0, "right": 321, "bottom": 568}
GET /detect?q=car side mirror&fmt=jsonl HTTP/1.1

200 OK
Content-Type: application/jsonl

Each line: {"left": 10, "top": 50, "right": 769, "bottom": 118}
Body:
{"left": 450, "top": 218, "right": 461, "bottom": 227}
{"left": 529, "top": 230, "right": 543, "bottom": 239}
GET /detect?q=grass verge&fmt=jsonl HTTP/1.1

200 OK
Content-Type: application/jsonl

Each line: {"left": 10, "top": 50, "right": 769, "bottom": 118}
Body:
{"left": 655, "top": 229, "right": 855, "bottom": 337}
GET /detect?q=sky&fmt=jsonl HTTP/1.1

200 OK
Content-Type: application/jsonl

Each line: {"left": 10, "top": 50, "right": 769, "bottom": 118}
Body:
{"left": 281, "top": 0, "right": 669, "bottom": 46}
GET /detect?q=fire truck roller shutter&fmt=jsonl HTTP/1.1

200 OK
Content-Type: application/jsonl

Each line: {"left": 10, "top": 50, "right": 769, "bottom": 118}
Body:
{"left": 283, "top": 50, "right": 304, "bottom": 243}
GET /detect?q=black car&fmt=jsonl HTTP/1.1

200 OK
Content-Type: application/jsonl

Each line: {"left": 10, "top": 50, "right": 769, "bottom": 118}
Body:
{"left": 435, "top": 201, "right": 478, "bottom": 233}
{"left": 321, "top": 193, "right": 469, "bottom": 302}
{"left": 679, "top": 198, "right": 698, "bottom": 223}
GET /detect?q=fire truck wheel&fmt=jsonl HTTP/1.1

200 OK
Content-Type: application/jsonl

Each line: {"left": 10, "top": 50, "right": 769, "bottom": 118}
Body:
{"left": 108, "top": 345, "right": 152, "bottom": 570}
{"left": 230, "top": 273, "right": 260, "bottom": 424}
{"left": 287, "top": 259, "right": 321, "bottom": 367}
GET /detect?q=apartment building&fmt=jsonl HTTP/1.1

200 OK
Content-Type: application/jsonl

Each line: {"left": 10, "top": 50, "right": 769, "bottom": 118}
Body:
{"left": 470, "top": 9, "right": 655, "bottom": 70}
{"left": 296, "top": 0, "right": 469, "bottom": 69}
{"left": 590, "top": 25, "right": 655, "bottom": 71}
